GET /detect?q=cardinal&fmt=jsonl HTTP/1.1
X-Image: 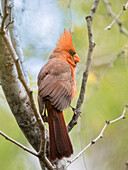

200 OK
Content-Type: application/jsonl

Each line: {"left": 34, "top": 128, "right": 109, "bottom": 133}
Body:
{"left": 37, "top": 29, "right": 80, "bottom": 162}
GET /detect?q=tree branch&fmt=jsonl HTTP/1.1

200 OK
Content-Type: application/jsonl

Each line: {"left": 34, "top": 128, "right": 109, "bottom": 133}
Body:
{"left": 1, "top": 0, "right": 29, "bottom": 85}
{"left": 0, "top": 130, "right": 38, "bottom": 157}
{"left": 103, "top": 0, "right": 128, "bottom": 36}
{"left": 1, "top": 0, "right": 8, "bottom": 32}
{"left": 67, "top": 104, "right": 128, "bottom": 167}
{"left": 8, "top": 0, "right": 29, "bottom": 85}
{"left": 0, "top": 32, "right": 45, "bottom": 169}
{"left": 67, "top": 0, "right": 99, "bottom": 132}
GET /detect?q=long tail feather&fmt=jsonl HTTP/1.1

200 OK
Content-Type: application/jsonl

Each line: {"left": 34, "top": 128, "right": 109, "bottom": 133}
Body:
{"left": 46, "top": 101, "right": 73, "bottom": 162}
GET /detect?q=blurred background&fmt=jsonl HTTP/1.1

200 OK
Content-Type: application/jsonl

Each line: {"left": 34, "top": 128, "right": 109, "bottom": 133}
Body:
{"left": 0, "top": 0, "right": 128, "bottom": 169}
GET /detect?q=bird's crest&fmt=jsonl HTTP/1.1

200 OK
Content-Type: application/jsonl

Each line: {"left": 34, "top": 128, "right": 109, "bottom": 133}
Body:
{"left": 55, "top": 29, "right": 76, "bottom": 52}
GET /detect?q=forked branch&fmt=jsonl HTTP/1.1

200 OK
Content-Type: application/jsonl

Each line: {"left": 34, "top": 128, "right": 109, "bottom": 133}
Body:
{"left": 103, "top": 0, "right": 128, "bottom": 36}
{"left": 68, "top": 104, "right": 128, "bottom": 167}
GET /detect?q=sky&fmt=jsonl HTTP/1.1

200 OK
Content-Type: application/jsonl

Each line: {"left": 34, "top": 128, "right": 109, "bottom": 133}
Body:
{"left": 14, "top": 0, "right": 65, "bottom": 79}
{"left": 15, "top": 0, "right": 64, "bottom": 55}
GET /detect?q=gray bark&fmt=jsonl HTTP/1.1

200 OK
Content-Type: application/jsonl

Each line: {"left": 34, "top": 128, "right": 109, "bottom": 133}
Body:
{"left": 0, "top": 34, "right": 46, "bottom": 170}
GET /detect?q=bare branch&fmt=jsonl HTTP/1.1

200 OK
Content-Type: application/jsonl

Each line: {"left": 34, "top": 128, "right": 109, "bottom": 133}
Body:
{"left": 104, "top": 10, "right": 123, "bottom": 30}
{"left": 5, "top": 19, "right": 13, "bottom": 29}
{"left": 0, "top": 130, "right": 38, "bottom": 157}
{"left": 1, "top": 0, "right": 8, "bottom": 32}
{"left": 67, "top": 0, "right": 99, "bottom": 132}
{"left": 0, "top": 34, "right": 45, "bottom": 169}
{"left": 7, "top": 0, "right": 29, "bottom": 85}
{"left": 103, "top": 0, "right": 128, "bottom": 36}
{"left": 1, "top": 0, "right": 29, "bottom": 85}
{"left": 67, "top": 104, "right": 128, "bottom": 167}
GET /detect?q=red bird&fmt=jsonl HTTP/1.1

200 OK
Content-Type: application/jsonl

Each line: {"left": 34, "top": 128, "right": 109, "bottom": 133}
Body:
{"left": 37, "top": 29, "right": 80, "bottom": 162}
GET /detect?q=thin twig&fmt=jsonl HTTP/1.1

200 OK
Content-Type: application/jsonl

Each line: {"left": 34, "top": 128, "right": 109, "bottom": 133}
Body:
{"left": 103, "top": 0, "right": 128, "bottom": 36}
{"left": 67, "top": 104, "right": 128, "bottom": 167}
{"left": 0, "top": 130, "right": 38, "bottom": 157}
{"left": 7, "top": 0, "right": 29, "bottom": 85}
{"left": 67, "top": 0, "right": 99, "bottom": 132}
{"left": 5, "top": 20, "right": 13, "bottom": 29}
{"left": 104, "top": 10, "right": 123, "bottom": 30}
{"left": 1, "top": 0, "right": 8, "bottom": 32}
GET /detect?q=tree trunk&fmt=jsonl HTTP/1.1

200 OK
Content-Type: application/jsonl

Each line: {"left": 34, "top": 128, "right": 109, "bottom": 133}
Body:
{"left": 0, "top": 34, "right": 46, "bottom": 170}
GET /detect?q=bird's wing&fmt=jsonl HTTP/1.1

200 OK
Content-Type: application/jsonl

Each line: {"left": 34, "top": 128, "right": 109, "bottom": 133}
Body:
{"left": 38, "top": 58, "right": 73, "bottom": 111}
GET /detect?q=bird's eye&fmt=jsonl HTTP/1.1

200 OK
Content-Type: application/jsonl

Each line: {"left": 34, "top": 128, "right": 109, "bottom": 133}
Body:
{"left": 68, "top": 50, "right": 76, "bottom": 57}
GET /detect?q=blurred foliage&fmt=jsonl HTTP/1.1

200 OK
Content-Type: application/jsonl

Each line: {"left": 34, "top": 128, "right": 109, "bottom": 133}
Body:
{"left": 0, "top": 0, "right": 128, "bottom": 170}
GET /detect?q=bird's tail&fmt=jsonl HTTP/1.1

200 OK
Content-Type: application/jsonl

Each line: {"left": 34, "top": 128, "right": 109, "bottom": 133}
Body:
{"left": 46, "top": 101, "right": 73, "bottom": 162}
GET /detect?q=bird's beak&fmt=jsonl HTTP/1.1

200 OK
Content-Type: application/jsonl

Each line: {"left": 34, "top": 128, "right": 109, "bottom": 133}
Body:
{"left": 74, "top": 54, "right": 80, "bottom": 63}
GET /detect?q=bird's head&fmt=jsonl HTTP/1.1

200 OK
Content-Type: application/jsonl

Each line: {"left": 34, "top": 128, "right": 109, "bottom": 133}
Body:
{"left": 54, "top": 29, "right": 80, "bottom": 67}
